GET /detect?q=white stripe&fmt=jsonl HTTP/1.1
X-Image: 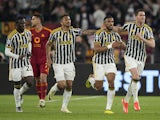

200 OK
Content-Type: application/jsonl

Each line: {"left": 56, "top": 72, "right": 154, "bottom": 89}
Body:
{"left": 46, "top": 96, "right": 101, "bottom": 103}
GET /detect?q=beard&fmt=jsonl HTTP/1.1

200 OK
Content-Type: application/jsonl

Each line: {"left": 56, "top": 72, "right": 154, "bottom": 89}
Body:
{"left": 17, "top": 27, "right": 24, "bottom": 33}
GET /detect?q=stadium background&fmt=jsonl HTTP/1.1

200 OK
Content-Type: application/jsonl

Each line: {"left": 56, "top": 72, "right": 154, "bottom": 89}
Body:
{"left": 0, "top": 0, "right": 160, "bottom": 95}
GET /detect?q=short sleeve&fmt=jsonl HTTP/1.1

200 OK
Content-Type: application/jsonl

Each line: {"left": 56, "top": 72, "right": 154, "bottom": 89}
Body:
{"left": 48, "top": 33, "right": 56, "bottom": 43}
{"left": 122, "top": 23, "right": 129, "bottom": 31}
{"left": 73, "top": 28, "right": 82, "bottom": 36}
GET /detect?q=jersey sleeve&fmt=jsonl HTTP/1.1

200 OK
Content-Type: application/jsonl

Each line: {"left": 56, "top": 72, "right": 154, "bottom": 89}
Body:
{"left": 114, "top": 33, "right": 122, "bottom": 42}
{"left": 73, "top": 28, "right": 82, "bottom": 36}
{"left": 5, "top": 37, "right": 12, "bottom": 49}
{"left": 94, "top": 31, "right": 102, "bottom": 43}
{"left": 146, "top": 27, "right": 154, "bottom": 39}
{"left": 48, "top": 33, "right": 56, "bottom": 43}
{"left": 122, "top": 23, "right": 129, "bottom": 31}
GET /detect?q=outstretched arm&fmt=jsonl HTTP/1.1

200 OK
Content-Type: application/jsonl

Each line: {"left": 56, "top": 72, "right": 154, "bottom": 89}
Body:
{"left": 81, "top": 30, "right": 96, "bottom": 35}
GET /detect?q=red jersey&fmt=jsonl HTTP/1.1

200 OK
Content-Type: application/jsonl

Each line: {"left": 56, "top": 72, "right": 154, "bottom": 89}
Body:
{"left": 30, "top": 27, "right": 51, "bottom": 63}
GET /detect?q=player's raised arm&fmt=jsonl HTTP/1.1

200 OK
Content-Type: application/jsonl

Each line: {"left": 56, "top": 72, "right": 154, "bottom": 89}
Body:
{"left": 81, "top": 29, "right": 96, "bottom": 35}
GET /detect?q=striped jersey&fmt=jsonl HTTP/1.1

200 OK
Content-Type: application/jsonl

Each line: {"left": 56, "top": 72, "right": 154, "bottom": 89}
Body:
{"left": 93, "top": 29, "right": 122, "bottom": 64}
{"left": 122, "top": 22, "right": 154, "bottom": 62}
{"left": 49, "top": 27, "right": 81, "bottom": 64}
{"left": 6, "top": 29, "right": 32, "bottom": 68}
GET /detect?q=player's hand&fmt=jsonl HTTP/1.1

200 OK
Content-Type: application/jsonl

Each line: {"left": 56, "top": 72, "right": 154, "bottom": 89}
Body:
{"left": 18, "top": 55, "right": 26, "bottom": 59}
{"left": 47, "top": 58, "right": 52, "bottom": 68}
{"left": 118, "top": 42, "right": 126, "bottom": 50}
{"left": 112, "top": 41, "right": 126, "bottom": 50}
{"left": 112, "top": 41, "right": 122, "bottom": 48}
{"left": 136, "top": 33, "right": 143, "bottom": 41}
{"left": 27, "top": 52, "right": 32, "bottom": 58}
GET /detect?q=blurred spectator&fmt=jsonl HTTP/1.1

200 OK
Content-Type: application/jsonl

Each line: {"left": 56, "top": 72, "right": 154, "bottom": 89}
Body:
{"left": 0, "top": 30, "right": 7, "bottom": 44}
{"left": 16, "top": 0, "right": 30, "bottom": 15}
{"left": 0, "top": 52, "right": 6, "bottom": 63}
{"left": 76, "top": 5, "right": 93, "bottom": 29}
{"left": 93, "top": 4, "right": 105, "bottom": 29}
{"left": 75, "top": 36, "right": 87, "bottom": 63}
{"left": 154, "top": 31, "right": 160, "bottom": 63}
{"left": 125, "top": 6, "right": 135, "bottom": 22}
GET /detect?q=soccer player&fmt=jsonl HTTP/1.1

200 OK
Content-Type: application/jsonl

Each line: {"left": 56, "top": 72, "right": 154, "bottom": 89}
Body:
{"left": 5, "top": 16, "right": 34, "bottom": 112}
{"left": 30, "top": 13, "right": 51, "bottom": 108}
{"left": 46, "top": 14, "right": 96, "bottom": 113}
{"left": 113, "top": 9, "right": 155, "bottom": 113}
{"left": 85, "top": 15, "right": 126, "bottom": 114}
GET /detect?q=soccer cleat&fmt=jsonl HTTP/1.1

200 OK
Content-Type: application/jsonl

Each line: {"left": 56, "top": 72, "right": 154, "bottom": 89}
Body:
{"left": 85, "top": 79, "right": 91, "bottom": 88}
{"left": 85, "top": 74, "right": 94, "bottom": 88}
{"left": 48, "top": 87, "right": 56, "bottom": 100}
{"left": 104, "top": 110, "right": 114, "bottom": 114}
{"left": 61, "top": 108, "right": 72, "bottom": 113}
{"left": 122, "top": 98, "right": 128, "bottom": 113}
{"left": 39, "top": 99, "right": 45, "bottom": 108}
{"left": 16, "top": 107, "right": 23, "bottom": 112}
{"left": 134, "top": 101, "right": 141, "bottom": 111}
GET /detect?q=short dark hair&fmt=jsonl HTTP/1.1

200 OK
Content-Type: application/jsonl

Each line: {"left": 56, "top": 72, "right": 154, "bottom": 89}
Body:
{"left": 32, "top": 13, "right": 44, "bottom": 23}
{"left": 104, "top": 15, "right": 113, "bottom": 21}
{"left": 15, "top": 16, "right": 25, "bottom": 24}
{"left": 135, "top": 9, "right": 145, "bottom": 16}
{"left": 60, "top": 14, "right": 70, "bottom": 20}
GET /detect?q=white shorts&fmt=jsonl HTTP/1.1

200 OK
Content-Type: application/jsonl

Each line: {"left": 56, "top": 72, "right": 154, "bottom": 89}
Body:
{"left": 9, "top": 65, "right": 33, "bottom": 81}
{"left": 124, "top": 55, "right": 145, "bottom": 75}
{"left": 52, "top": 63, "right": 75, "bottom": 81}
{"left": 93, "top": 63, "right": 117, "bottom": 81}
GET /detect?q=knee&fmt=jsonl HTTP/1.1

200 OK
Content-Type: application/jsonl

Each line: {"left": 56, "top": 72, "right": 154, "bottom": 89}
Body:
{"left": 14, "top": 81, "right": 21, "bottom": 89}
{"left": 57, "top": 82, "right": 66, "bottom": 90}
{"left": 108, "top": 80, "right": 114, "bottom": 88}
{"left": 66, "top": 85, "right": 72, "bottom": 91}
{"left": 94, "top": 84, "right": 103, "bottom": 90}
{"left": 40, "top": 74, "right": 47, "bottom": 83}
{"left": 25, "top": 76, "right": 34, "bottom": 87}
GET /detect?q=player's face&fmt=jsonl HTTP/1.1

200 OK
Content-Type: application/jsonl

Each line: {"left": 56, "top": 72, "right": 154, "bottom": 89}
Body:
{"left": 104, "top": 18, "right": 114, "bottom": 31}
{"left": 31, "top": 16, "right": 40, "bottom": 27}
{"left": 61, "top": 16, "right": 71, "bottom": 27}
{"left": 16, "top": 18, "right": 25, "bottom": 33}
{"left": 136, "top": 11, "right": 146, "bottom": 24}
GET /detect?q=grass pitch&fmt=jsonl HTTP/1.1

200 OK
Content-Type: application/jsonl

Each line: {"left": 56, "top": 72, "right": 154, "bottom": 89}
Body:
{"left": 0, "top": 95, "right": 160, "bottom": 120}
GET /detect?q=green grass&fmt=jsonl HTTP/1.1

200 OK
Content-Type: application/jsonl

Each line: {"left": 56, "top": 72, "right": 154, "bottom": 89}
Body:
{"left": 0, "top": 95, "right": 160, "bottom": 120}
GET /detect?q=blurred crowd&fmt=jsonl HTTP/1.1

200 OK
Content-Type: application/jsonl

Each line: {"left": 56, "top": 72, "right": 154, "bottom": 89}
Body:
{"left": 0, "top": 0, "right": 160, "bottom": 63}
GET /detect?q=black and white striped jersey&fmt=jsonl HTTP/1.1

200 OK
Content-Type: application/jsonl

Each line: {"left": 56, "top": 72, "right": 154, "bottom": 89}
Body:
{"left": 49, "top": 27, "right": 81, "bottom": 64}
{"left": 122, "top": 22, "right": 154, "bottom": 62}
{"left": 6, "top": 29, "right": 32, "bottom": 68}
{"left": 93, "top": 29, "right": 122, "bottom": 64}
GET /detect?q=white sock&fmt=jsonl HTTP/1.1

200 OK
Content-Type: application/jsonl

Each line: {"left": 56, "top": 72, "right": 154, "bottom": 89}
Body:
{"left": 124, "top": 83, "right": 132, "bottom": 103}
{"left": 50, "top": 83, "right": 59, "bottom": 93}
{"left": 62, "top": 89, "right": 72, "bottom": 109}
{"left": 14, "top": 88, "right": 21, "bottom": 107}
{"left": 131, "top": 80, "right": 139, "bottom": 102}
{"left": 88, "top": 77, "right": 96, "bottom": 89}
{"left": 106, "top": 88, "right": 115, "bottom": 110}
{"left": 19, "top": 83, "right": 30, "bottom": 95}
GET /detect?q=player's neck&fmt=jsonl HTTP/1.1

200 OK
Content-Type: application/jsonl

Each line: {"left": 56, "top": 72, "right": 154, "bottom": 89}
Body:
{"left": 35, "top": 24, "right": 43, "bottom": 31}
{"left": 136, "top": 21, "right": 144, "bottom": 27}
{"left": 61, "top": 26, "right": 69, "bottom": 32}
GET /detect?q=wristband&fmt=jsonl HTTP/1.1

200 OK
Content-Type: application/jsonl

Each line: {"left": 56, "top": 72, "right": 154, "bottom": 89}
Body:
{"left": 107, "top": 44, "right": 112, "bottom": 49}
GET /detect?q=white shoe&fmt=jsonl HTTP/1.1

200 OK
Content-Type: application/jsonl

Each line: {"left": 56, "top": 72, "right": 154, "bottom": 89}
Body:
{"left": 48, "top": 86, "right": 56, "bottom": 100}
{"left": 61, "top": 108, "right": 72, "bottom": 113}
{"left": 16, "top": 107, "right": 23, "bottom": 112}
{"left": 39, "top": 99, "right": 45, "bottom": 108}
